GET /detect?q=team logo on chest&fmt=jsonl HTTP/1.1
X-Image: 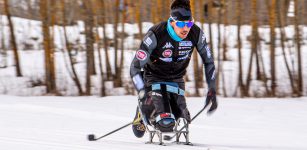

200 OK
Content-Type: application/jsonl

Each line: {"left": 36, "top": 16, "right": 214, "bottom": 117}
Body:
{"left": 136, "top": 50, "right": 147, "bottom": 60}
{"left": 162, "top": 42, "right": 174, "bottom": 49}
{"left": 162, "top": 49, "right": 173, "bottom": 58}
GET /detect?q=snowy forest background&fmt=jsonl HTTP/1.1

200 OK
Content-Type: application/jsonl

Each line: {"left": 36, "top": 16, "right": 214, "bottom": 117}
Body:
{"left": 0, "top": 0, "right": 306, "bottom": 98}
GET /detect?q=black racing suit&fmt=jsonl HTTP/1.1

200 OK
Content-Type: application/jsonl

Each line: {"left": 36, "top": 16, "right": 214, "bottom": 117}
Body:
{"left": 130, "top": 21, "right": 216, "bottom": 123}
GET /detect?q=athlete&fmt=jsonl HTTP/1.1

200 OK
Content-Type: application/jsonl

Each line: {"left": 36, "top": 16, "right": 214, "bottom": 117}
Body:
{"left": 130, "top": 0, "right": 217, "bottom": 138}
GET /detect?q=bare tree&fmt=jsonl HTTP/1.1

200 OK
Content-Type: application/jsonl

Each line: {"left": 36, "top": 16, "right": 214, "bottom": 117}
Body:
{"left": 135, "top": 0, "right": 143, "bottom": 40}
{"left": 151, "top": 0, "right": 157, "bottom": 24}
{"left": 222, "top": 0, "right": 228, "bottom": 61}
{"left": 61, "top": 0, "right": 84, "bottom": 95}
{"left": 269, "top": 0, "right": 276, "bottom": 96}
{"left": 157, "top": 0, "right": 162, "bottom": 21}
{"left": 40, "top": 0, "right": 57, "bottom": 94}
{"left": 189, "top": 0, "right": 201, "bottom": 96}
{"left": 101, "top": 0, "right": 113, "bottom": 81}
{"left": 276, "top": 0, "right": 296, "bottom": 96}
{"left": 245, "top": 0, "right": 259, "bottom": 96}
{"left": 294, "top": 0, "right": 303, "bottom": 96}
{"left": 221, "top": 0, "right": 227, "bottom": 97}
{"left": 93, "top": 0, "right": 106, "bottom": 96}
{"left": 113, "top": 0, "right": 120, "bottom": 87}
{"left": 207, "top": 0, "right": 214, "bottom": 54}
{"left": 197, "top": 0, "right": 205, "bottom": 86}
{"left": 118, "top": 0, "right": 127, "bottom": 87}
{"left": 236, "top": 0, "right": 245, "bottom": 97}
{"left": 0, "top": 15, "right": 8, "bottom": 68}
{"left": 4, "top": 0, "right": 22, "bottom": 77}
{"left": 82, "top": 0, "right": 96, "bottom": 95}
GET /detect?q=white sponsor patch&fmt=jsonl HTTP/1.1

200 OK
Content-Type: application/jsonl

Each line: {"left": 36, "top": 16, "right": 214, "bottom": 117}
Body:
{"left": 211, "top": 70, "right": 216, "bottom": 80}
{"left": 201, "top": 33, "right": 206, "bottom": 43}
{"left": 136, "top": 50, "right": 147, "bottom": 60}
{"left": 132, "top": 74, "right": 144, "bottom": 90}
{"left": 178, "top": 50, "right": 191, "bottom": 56}
{"left": 179, "top": 41, "right": 193, "bottom": 47}
{"left": 159, "top": 57, "right": 173, "bottom": 62}
{"left": 205, "top": 46, "right": 211, "bottom": 58}
{"left": 144, "top": 37, "right": 152, "bottom": 47}
{"left": 162, "top": 42, "right": 174, "bottom": 49}
{"left": 152, "top": 92, "right": 162, "bottom": 97}
{"left": 178, "top": 54, "right": 189, "bottom": 61}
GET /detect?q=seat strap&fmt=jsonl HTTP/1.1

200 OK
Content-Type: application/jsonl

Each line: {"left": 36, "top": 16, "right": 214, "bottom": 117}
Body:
{"left": 151, "top": 83, "right": 185, "bottom": 96}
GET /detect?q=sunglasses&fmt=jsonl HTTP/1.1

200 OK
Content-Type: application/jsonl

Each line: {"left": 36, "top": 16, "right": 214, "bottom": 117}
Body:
{"left": 170, "top": 16, "right": 194, "bottom": 28}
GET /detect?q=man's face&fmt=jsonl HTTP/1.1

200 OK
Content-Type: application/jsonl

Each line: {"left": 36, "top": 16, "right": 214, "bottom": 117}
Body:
{"left": 171, "top": 20, "right": 192, "bottom": 39}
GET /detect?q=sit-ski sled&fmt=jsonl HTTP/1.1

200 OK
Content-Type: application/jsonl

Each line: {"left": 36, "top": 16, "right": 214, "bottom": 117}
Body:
{"left": 137, "top": 100, "right": 205, "bottom": 146}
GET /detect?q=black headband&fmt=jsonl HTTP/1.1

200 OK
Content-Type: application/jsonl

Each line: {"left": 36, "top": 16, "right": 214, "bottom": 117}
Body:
{"left": 170, "top": 7, "right": 192, "bottom": 21}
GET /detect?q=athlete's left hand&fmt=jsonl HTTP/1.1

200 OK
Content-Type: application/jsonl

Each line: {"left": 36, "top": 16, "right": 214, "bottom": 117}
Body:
{"left": 205, "top": 89, "right": 218, "bottom": 114}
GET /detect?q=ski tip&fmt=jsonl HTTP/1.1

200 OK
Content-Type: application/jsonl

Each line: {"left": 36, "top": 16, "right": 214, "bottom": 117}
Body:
{"left": 87, "top": 134, "right": 96, "bottom": 141}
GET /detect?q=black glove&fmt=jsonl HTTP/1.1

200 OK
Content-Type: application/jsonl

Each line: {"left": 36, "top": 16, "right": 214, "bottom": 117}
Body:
{"left": 204, "top": 89, "right": 217, "bottom": 114}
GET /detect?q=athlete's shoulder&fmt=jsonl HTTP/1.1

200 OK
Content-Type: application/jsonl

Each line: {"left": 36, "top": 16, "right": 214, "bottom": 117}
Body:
{"left": 190, "top": 23, "right": 202, "bottom": 35}
{"left": 149, "top": 21, "right": 167, "bottom": 34}
{"left": 188, "top": 24, "right": 202, "bottom": 43}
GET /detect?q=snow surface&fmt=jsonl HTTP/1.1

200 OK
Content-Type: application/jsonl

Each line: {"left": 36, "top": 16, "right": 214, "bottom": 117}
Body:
{"left": 0, "top": 95, "right": 307, "bottom": 150}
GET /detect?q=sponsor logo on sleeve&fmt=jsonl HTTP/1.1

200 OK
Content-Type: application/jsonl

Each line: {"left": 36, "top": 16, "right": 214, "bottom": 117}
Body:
{"left": 144, "top": 37, "right": 152, "bottom": 47}
{"left": 162, "top": 49, "right": 173, "bottom": 58}
{"left": 201, "top": 33, "right": 206, "bottom": 43}
{"left": 211, "top": 70, "right": 216, "bottom": 80}
{"left": 136, "top": 50, "right": 147, "bottom": 60}
{"left": 205, "top": 46, "right": 211, "bottom": 59}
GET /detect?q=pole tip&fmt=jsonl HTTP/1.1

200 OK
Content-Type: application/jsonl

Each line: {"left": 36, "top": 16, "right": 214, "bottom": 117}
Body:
{"left": 88, "top": 134, "right": 96, "bottom": 141}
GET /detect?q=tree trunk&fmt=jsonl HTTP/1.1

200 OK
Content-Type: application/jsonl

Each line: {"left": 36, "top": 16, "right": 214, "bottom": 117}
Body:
{"left": 113, "top": 0, "right": 120, "bottom": 87}
{"left": 4, "top": 0, "right": 22, "bottom": 77}
{"left": 40, "top": 0, "right": 57, "bottom": 94}
{"left": 222, "top": 0, "right": 228, "bottom": 61}
{"left": 94, "top": 0, "right": 107, "bottom": 96}
{"left": 0, "top": 15, "right": 8, "bottom": 68}
{"left": 216, "top": 0, "right": 223, "bottom": 95}
{"left": 197, "top": 0, "right": 205, "bottom": 87}
{"left": 257, "top": 38, "right": 270, "bottom": 95}
{"left": 62, "top": 0, "right": 84, "bottom": 95}
{"left": 269, "top": 0, "right": 276, "bottom": 96}
{"left": 246, "top": 0, "right": 259, "bottom": 96}
{"left": 118, "top": 1, "right": 127, "bottom": 88}
{"left": 236, "top": 0, "right": 245, "bottom": 97}
{"left": 189, "top": 0, "right": 200, "bottom": 96}
{"left": 157, "top": 0, "right": 162, "bottom": 21}
{"left": 207, "top": 0, "right": 214, "bottom": 54}
{"left": 276, "top": 0, "right": 296, "bottom": 96}
{"left": 151, "top": 0, "right": 157, "bottom": 24}
{"left": 135, "top": 0, "right": 143, "bottom": 40}
{"left": 294, "top": 0, "right": 303, "bottom": 96}
{"left": 221, "top": 0, "right": 227, "bottom": 97}
{"left": 101, "top": 0, "right": 113, "bottom": 81}
{"left": 82, "top": 0, "right": 96, "bottom": 95}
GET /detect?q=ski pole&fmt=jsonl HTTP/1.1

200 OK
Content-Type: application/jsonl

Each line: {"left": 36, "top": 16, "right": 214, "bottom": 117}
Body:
{"left": 163, "top": 106, "right": 206, "bottom": 141}
{"left": 87, "top": 121, "right": 133, "bottom": 141}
